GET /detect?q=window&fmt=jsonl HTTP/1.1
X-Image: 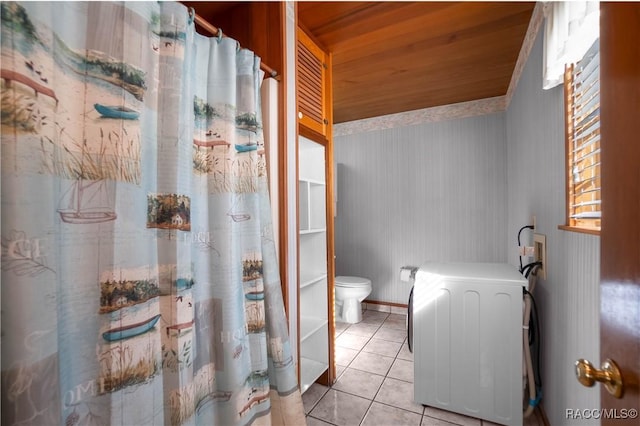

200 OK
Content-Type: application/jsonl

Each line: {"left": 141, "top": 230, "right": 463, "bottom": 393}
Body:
{"left": 543, "top": 1, "right": 600, "bottom": 234}
{"left": 563, "top": 40, "right": 601, "bottom": 232}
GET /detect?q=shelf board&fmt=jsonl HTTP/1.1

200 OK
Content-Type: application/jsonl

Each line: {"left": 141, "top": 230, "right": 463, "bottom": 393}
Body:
{"left": 300, "top": 228, "right": 326, "bottom": 235}
{"left": 300, "top": 273, "right": 328, "bottom": 289}
{"left": 300, "top": 357, "right": 329, "bottom": 394}
{"left": 299, "top": 178, "right": 325, "bottom": 186}
{"left": 300, "top": 316, "right": 328, "bottom": 342}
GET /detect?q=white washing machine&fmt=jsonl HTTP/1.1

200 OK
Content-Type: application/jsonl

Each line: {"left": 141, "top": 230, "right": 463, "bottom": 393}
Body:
{"left": 412, "top": 262, "right": 527, "bottom": 426}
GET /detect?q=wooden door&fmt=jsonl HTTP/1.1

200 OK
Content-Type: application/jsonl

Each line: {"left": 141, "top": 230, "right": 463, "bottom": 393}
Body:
{"left": 599, "top": 3, "right": 640, "bottom": 422}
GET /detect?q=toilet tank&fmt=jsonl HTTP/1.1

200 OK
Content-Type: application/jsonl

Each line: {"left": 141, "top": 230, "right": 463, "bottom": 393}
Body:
{"left": 412, "top": 262, "right": 527, "bottom": 426}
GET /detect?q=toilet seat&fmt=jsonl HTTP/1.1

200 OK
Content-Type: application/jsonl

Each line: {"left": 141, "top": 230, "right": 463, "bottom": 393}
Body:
{"left": 335, "top": 276, "right": 371, "bottom": 288}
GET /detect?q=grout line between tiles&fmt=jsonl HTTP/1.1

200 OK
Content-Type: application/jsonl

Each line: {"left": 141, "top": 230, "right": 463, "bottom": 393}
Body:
{"left": 309, "top": 311, "right": 435, "bottom": 425}
{"left": 308, "top": 309, "right": 543, "bottom": 426}
{"left": 306, "top": 414, "right": 339, "bottom": 426}
{"left": 347, "top": 311, "right": 415, "bottom": 425}
{"left": 305, "top": 384, "right": 330, "bottom": 418}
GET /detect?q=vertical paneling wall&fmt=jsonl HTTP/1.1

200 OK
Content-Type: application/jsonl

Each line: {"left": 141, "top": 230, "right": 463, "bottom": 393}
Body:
{"left": 506, "top": 27, "right": 600, "bottom": 424}
{"left": 334, "top": 114, "right": 508, "bottom": 304}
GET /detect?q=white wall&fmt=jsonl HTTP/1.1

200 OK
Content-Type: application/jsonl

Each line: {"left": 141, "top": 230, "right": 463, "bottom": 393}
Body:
{"left": 506, "top": 26, "right": 600, "bottom": 425}
{"left": 334, "top": 114, "right": 508, "bottom": 304}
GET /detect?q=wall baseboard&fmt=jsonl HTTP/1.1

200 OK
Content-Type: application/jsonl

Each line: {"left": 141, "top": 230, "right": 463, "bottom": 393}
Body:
{"left": 364, "top": 299, "right": 408, "bottom": 316}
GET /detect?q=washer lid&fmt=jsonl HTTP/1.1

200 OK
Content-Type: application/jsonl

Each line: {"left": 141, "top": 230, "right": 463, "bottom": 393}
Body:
{"left": 417, "top": 262, "right": 528, "bottom": 287}
{"left": 335, "top": 276, "right": 371, "bottom": 287}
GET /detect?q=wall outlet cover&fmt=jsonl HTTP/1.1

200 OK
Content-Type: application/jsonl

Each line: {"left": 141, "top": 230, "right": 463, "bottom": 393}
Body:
{"left": 533, "top": 233, "right": 547, "bottom": 280}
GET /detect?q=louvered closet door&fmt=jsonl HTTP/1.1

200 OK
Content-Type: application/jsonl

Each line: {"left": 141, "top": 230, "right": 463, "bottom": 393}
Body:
{"left": 297, "top": 28, "right": 327, "bottom": 136}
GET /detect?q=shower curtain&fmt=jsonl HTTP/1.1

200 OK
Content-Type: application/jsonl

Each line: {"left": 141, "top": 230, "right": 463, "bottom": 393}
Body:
{"left": 1, "top": 2, "right": 303, "bottom": 425}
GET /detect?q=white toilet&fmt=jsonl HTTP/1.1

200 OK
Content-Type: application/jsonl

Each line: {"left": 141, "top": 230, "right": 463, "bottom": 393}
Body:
{"left": 335, "top": 276, "right": 372, "bottom": 324}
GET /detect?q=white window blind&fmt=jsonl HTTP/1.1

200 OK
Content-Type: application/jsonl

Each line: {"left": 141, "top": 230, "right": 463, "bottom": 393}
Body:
{"left": 565, "top": 39, "right": 600, "bottom": 230}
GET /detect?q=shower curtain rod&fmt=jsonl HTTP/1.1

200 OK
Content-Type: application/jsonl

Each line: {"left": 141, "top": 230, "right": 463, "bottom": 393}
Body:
{"left": 193, "top": 12, "right": 279, "bottom": 79}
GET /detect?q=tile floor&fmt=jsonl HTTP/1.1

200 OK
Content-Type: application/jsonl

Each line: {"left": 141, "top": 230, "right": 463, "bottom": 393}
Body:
{"left": 302, "top": 309, "right": 545, "bottom": 426}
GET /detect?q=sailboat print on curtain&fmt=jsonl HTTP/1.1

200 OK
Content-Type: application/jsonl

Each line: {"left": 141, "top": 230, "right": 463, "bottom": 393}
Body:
{"left": 58, "top": 179, "right": 117, "bottom": 224}
{"left": 0, "top": 1, "right": 144, "bottom": 225}
{"left": 46, "top": 37, "right": 145, "bottom": 224}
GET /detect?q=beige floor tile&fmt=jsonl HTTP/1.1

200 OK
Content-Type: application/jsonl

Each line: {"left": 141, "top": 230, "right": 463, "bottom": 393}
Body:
{"left": 362, "top": 338, "right": 403, "bottom": 358}
{"left": 382, "top": 314, "right": 407, "bottom": 330}
{"left": 306, "top": 416, "right": 334, "bottom": 426}
{"left": 397, "top": 341, "right": 414, "bottom": 361}
{"left": 361, "top": 402, "right": 422, "bottom": 426}
{"left": 350, "top": 350, "right": 394, "bottom": 376}
{"left": 387, "top": 358, "right": 414, "bottom": 383}
{"left": 387, "top": 313, "right": 407, "bottom": 322}
{"left": 423, "top": 407, "right": 482, "bottom": 426}
{"left": 346, "top": 322, "right": 381, "bottom": 338}
{"left": 361, "top": 316, "right": 387, "bottom": 326}
{"left": 335, "top": 321, "right": 351, "bottom": 333}
{"left": 335, "top": 346, "right": 359, "bottom": 367}
{"left": 302, "top": 383, "right": 329, "bottom": 414}
{"left": 336, "top": 331, "right": 371, "bottom": 351}
{"left": 364, "top": 305, "right": 391, "bottom": 314}
{"left": 309, "top": 389, "right": 371, "bottom": 426}
{"left": 381, "top": 320, "right": 408, "bottom": 332}
{"left": 375, "top": 377, "right": 424, "bottom": 414}
{"left": 374, "top": 326, "right": 407, "bottom": 343}
{"left": 422, "top": 416, "right": 465, "bottom": 426}
{"left": 332, "top": 367, "right": 384, "bottom": 400}
{"left": 335, "top": 364, "right": 346, "bottom": 380}
{"left": 362, "top": 309, "right": 389, "bottom": 320}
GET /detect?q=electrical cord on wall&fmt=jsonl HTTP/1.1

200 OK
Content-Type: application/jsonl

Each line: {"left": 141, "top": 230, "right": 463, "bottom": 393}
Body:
{"left": 517, "top": 225, "right": 535, "bottom": 273}
{"left": 526, "top": 286, "right": 543, "bottom": 388}
{"left": 522, "top": 261, "right": 543, "bottom": 278}
{"left": 407, "top": 286, "right": 413, "bottom": 353}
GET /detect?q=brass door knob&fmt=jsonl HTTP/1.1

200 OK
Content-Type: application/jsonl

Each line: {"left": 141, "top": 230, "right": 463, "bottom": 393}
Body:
{"left": 575, "top": 358, "right": 623, "bottom": 398}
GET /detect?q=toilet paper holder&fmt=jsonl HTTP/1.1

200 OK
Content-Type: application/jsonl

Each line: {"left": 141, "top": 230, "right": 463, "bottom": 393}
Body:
{"left": 400, "top": 266, "right": 418, "bottom": 281}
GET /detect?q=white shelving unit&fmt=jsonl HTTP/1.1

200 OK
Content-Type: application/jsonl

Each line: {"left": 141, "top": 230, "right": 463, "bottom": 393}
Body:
{"left": 299, "top": 135, "right": 329, "bottom": 394}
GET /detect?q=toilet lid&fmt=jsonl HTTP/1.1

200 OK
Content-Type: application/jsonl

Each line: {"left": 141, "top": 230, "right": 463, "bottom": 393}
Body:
{"left": 335, "top": 276, "right": 371, "bottom": 288}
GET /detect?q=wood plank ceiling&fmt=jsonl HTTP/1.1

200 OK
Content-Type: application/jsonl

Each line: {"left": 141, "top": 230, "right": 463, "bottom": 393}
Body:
{"left": 183, "top": 1, "right": 535, "bottom": 124}
{"left": 298, "top": 2, "right": 535, "bottom": 123}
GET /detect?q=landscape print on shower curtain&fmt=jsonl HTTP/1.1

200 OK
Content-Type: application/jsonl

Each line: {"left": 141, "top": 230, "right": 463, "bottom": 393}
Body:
{"left": 4, "top": 2, "right": 154, "bottom": 424}
{"left": 2, "top": 1, "right": 299, "bottom": 425}
{"left": 186, "top": 21, "right": 297, "bottom": 422}
{"left": 3, "top": 2, "right": 193, "bottom": 425}
{"left": 192, "top": 94, "right": 266, "bottom": 193}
